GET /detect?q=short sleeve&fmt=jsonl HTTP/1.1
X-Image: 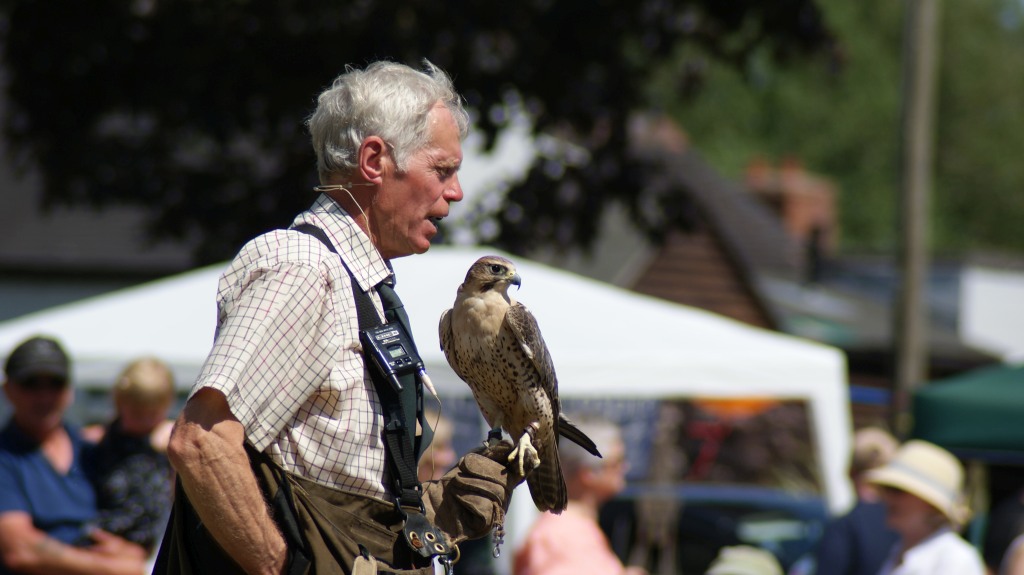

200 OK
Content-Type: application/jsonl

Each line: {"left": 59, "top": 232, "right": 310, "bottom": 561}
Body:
{"left": 194, "top": 261, "right": 335, "bottom": 450}
{"left": 0, "top": 453, "right": 29, "bottom": 513}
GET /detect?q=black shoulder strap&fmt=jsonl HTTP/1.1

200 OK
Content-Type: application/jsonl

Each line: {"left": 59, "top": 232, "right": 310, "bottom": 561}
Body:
{"left": 290, "top": 224, "right": 430, "bottom": 507}
{"left": 292, "top": 223, "right": 379, "bottom": 330}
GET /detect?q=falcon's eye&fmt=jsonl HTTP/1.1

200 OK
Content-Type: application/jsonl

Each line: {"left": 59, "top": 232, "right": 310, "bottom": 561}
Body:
{"left": 489, "top": 264, "right": 505, "bottom": 274}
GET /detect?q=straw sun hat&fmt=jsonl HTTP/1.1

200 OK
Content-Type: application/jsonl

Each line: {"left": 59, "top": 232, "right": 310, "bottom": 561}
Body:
{"left": 865, "top": 439, "right": 970, "bottom": 525}
{"left": 705, "top": 546, "right": 783, "bottom": 575}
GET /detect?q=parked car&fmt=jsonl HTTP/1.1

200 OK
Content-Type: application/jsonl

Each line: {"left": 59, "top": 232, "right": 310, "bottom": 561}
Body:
{"left": 599, "top": 483, "right": 827, "bottom": 575}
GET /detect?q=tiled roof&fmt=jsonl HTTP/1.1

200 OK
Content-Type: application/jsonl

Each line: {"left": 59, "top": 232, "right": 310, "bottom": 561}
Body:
{"left": 625, "top": 115, "right": 996, "bottom": 365}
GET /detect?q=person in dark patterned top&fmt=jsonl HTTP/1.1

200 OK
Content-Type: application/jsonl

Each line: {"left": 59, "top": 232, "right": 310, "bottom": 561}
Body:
{"left": 84, "top": 357, "right": 176, "bottom": 553}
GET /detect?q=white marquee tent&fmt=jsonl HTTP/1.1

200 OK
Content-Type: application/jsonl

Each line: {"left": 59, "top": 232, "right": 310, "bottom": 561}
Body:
{"left": 0, "top": 246, "right": 853, "bottom": 560}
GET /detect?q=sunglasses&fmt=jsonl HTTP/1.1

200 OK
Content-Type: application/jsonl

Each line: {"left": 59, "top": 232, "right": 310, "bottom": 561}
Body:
{"left": 14, "top": 375, "right": 69, "bottom": 392}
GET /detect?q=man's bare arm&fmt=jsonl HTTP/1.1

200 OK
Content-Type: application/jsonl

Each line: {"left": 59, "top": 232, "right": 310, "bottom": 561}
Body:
{"left": 0, "top": 512, "right": 145, "bottom": 575}
{"left": 167, "top": 388, "right": 287, "bottom": 575}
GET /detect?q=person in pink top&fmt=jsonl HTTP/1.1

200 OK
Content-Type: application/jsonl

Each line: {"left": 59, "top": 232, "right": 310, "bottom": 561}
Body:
{"left": 513, "top": 417, "right": 648, "bottom": 575}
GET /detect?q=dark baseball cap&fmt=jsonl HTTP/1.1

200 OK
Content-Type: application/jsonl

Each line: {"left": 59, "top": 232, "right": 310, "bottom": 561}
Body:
{"left": 4, "top": 336, "right": 71, "bottom": 383}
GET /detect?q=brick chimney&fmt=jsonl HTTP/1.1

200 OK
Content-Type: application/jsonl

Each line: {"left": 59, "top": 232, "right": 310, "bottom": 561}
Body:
{"left": 745, "top": 156, "right": 839, "bottom": 280}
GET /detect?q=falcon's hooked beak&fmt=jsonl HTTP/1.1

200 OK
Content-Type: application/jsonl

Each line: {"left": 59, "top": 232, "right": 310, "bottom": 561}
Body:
{"left": 510, "top": 273, "right": 522, "bottom": 289}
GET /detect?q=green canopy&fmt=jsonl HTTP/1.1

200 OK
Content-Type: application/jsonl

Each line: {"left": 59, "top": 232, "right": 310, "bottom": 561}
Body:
{"left": 913, "top": 363, "right": 1024, "bottom": 460}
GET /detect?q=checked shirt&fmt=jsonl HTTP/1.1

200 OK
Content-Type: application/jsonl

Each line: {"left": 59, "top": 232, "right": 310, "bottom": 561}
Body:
{"left": 191, "top": 194, "right": 394, "bottom": 499}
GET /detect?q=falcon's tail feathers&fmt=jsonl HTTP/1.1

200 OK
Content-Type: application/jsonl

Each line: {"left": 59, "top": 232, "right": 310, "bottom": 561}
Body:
{"left": 557, "top": 414, "right": 602, "bottom": 458}
{"left": 527, "top": 440, "right": 568, "bottom": 514}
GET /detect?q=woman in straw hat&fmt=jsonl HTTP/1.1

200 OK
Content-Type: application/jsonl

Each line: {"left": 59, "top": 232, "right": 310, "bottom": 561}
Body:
{"left": 866, "top": 440, "right": 985, "bottom": 575}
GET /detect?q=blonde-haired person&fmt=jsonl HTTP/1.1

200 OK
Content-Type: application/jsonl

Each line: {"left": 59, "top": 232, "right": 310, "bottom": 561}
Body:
{"left": 813, "top": 426, "right": 900, "bottom": 575}
{"left": 84, "top": 357, "right": 176, "bottom": 553}
{"left": 866, "top": 440, "right": 985, "bottom": 575}
{"left": 513, "top": 416, "right": 647, "bottom": 575}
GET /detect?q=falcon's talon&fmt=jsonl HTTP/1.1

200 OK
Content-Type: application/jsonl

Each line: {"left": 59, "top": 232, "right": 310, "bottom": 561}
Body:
{"left": 508, "top": 434, "right": 540, "bottom": 477}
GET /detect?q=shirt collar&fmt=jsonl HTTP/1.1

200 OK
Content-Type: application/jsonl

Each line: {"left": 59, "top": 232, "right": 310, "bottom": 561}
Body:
{"left": 295, "top": 194, "right": 393, "bottom": 293}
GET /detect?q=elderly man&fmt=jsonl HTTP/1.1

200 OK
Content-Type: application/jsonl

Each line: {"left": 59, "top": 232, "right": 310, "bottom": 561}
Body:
{"left": 0, "top": 335, "right": 147, "bottom": 575}
{"left": 157, "top": 61, "right": 522, "bottom": 575}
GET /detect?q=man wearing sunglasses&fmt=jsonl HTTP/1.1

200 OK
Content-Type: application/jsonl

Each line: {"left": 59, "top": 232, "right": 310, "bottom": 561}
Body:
{"left": 0, "top": 335, "right": 147, "bottom": 575}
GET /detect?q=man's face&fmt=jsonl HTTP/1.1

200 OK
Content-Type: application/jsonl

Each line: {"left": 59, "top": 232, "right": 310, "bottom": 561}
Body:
{"left": 3, "top": 374, "right": 72, "bottom": 438}
{"left": 374, "top": 102, "right": 464, "bottom": 260}
{"left": 881, "top": 485, "right": 943, "bottom": 535}
{"left": 588, "top": 438, "right": 628, "bottom": 503}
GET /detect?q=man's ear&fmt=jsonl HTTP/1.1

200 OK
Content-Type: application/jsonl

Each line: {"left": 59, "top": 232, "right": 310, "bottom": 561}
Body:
{"left": 358, "top": 136, "right": 389, "bottom": 185}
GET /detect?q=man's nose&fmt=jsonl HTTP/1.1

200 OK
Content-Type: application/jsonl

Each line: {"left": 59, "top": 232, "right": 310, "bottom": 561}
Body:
{"left": 445, "top": 175, "right": 464, "bottom": 203}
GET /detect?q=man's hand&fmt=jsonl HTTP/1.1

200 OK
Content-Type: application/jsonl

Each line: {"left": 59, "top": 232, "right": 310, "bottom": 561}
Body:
{"left": 0, "top": 511, "right": 147, "bottom": 575}
{"left": 421, "top": 439, "right": 528, "bottom": 546}
{"left": 86, "top": 527, "right": 148, "bottom": 560}
{"left": 471, "top": 439, "right": 530, "bottom": 490}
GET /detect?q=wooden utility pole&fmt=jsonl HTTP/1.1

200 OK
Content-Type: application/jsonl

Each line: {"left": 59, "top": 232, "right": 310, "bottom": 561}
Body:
{"left": 892, "top": 0, "right": 941, "bottom": 439}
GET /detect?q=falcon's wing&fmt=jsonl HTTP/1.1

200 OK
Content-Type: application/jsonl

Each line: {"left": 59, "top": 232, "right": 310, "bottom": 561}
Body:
{"left": 438, "top": 308, "right": 466, "bottom": 380}
{"left": 439, "top": 307, "right": 476, "bottom": 386}
{"left": 439, "top": 308, "right": 452, "bottom": 354}
{"left": 504, "top": 303, "right": 560, "bottom": 413}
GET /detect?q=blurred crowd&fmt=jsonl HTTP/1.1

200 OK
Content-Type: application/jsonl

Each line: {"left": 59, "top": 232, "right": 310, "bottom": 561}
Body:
{"left": 1, "top": 333, "right": 1021, "bottom": 575}
{"left": 0, "top": 336, "right": 173, "bottom": 574}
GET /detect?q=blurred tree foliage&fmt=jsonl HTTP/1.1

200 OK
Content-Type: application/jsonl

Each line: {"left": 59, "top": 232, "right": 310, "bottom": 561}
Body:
{"left": 0, "top": 0, "right": 833, "bottom": 263}
{"left": 935, "top": 0, "right": 1024, "bottom": 255}
{"left": 660, "top": 0, "right": 1024, "bottom": 255}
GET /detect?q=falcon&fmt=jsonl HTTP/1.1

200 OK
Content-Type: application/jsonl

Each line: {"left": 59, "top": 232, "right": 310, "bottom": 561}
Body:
{"left": 439, "top": 255, "right": 601, "bottom": 512}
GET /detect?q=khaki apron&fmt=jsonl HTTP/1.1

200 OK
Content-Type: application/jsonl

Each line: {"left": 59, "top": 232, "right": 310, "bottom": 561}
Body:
{"left": 153, "top": 445, "right": 434, "bottom": 575}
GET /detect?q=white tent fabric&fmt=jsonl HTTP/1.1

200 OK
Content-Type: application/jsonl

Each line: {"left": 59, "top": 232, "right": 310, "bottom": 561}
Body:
{"left": 0, "top": 246, "right": 853, "bottom": 525}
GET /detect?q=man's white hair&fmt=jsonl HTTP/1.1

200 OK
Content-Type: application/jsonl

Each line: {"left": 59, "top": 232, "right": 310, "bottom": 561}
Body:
{"left": 307, "top": 59, "right": 470, "bottom": 183}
